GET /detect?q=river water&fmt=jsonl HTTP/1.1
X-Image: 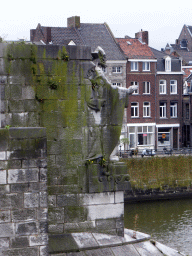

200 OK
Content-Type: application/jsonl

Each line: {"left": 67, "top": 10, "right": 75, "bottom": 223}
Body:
{"left": 124, "top": 199, "right": 192, "bottom": 255}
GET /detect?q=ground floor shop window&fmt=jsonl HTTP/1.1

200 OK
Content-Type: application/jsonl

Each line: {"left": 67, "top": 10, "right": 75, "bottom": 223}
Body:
{"left": 158, "top": 128, "right": 170, "bottom": 146}
{"left": 128, "top": 125, "right": 154, "bottom": 149}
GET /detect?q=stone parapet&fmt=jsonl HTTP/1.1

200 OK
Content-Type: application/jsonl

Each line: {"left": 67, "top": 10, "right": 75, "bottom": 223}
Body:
{"left": 0, "top": 128, "right": 48, "bottom": 256}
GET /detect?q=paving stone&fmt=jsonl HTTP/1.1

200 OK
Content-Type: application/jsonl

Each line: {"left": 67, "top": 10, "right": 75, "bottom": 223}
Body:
{"left": 154, "top": 241, "right": 184, "bottom": 256}
{"left": 133, "top": 241, "right": 163, "bottom": 256}
{"left": 72, "top": 233, "right": 98, "bottom": 249}
{"left": 84, "top": 247, "right": 113, "bottom": 256}
{"left": 92, "top": 232, "right": 122, "bottom": 246}
{"left": 111, "top": 244, "right": 140, "bottom": 256}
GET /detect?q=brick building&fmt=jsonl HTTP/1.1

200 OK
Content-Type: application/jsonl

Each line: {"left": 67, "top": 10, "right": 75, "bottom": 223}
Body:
{"left": 151, "top": 48, "right": 183, "bottom": 150}
{"left": 117, "top": 34, "right": 157, "bottom": 151}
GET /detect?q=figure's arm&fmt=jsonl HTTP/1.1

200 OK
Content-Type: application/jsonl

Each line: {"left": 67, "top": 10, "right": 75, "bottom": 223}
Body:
{"left": 126, "top": 85, "right": 138, "bottom": 94}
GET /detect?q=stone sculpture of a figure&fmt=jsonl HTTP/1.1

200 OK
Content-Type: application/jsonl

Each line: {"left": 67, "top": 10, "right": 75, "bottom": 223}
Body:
{"left": 86, "top": 46, "right": 137, "bottom": 161}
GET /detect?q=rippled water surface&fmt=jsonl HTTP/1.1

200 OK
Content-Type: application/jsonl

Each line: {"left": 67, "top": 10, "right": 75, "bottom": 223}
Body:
{"left": 124, "top": 199, "right": 192, "bottom": 255}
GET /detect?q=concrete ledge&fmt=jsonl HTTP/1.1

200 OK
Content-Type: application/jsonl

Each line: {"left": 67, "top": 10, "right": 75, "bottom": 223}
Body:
{"left": 49, "top": 229, "right": 186, "bottom": 255}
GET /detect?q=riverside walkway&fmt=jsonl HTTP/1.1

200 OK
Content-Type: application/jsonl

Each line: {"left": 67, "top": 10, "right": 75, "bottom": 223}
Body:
{"left": 49, "top": 229, "right": 185, "bottom": 255}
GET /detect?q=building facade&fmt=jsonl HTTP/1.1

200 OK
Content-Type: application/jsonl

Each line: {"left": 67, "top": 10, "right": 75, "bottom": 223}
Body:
{"left": 117, "top": 35, "right": 157, "bottom": 151}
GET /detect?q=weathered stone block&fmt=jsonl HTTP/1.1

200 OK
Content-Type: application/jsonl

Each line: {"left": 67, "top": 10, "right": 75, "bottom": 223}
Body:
{"left": 0, "top": 210, "right": 10, "bottom": 223}
{"left": 8, "top": 100, "right": 24, "bottom": 113}
{"left": 37, "top": 208, "right": 48, "bottom": 220}
{"left": 2, "top": 247, "right": 39, "bottom": 256}
{"left": 40, "top": 192, "right": 48, "bottom": 208}
{"left": 0, "top": 161, "right": 7, "bottom": 170}
{"left": 16, "top": 222, "right": 38, "bottom": 236}
{"left": 64, "top": 206, "right": 87, "bottom": 223}
{"left": 24, "top": 192, "right": 39, "bottom": 208}
{"left": 48, "top": 195, "right": 56, "bottom": 207}
{"left": 22, "top": 86, "right": 35, "bottom": 100}
{"left": 48, "top": 208, "right": 64, "bottom": 223}
{"left": 0, "top": 129, "right": 9, "bottom": 151}
{"left": 10, "top": 236, "right": 29, "bottom": 248}
{"left": 57, "top": 194, "right": 78, "bottom": 207}
{"left": 40, "top": 168, "right": 47, "bottom": 182}
{"left": 0, "top": 185, "right": 10, "bottom": 194}
{"left": 10, "top": 183, "right": 29, "bottom": 193}
{"left": 0, "top": 237, "right": 9, "bottom": 250}
{"left": 0, "top": 193, "right": 23, "bottom": 209}
{"left": 0, "top": 223, "right": 14, "bottom": 237}
{"left": 0, "top": 152, "right": 6, "bottom": 160}
{"left": 87, "top": 203, "right": 124, "bottom": 221}
{"left": 9, "top": 127, "right": 46, "bottom": 139}
{"left": 7, "top": 160, "right": 21, "bottom": 169}
{"left": 48, "top": 224, "right": 64, "bottom": 234}
{"left": 12, "top": 209, "right": 36, "bottom": 222}
{"left": 8, "top": 169, "right": 39, "bottom": 183}
{"left": 114, "top": 191, "right": 124, "bottom": 204}
{"left": 10, "top": 84, "right": 22, "bottom": 100}
{"left": 79, "top": 192, "right": 115, "bottom": 206}
{"left": 29, "top": 234, "right": 48, "bottom": 246}
{"left": 0, "top": 170, "right": 6, "bottom": 184}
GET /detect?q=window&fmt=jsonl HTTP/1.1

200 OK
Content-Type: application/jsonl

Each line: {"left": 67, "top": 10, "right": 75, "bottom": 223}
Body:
{"left": 158, "top": 128, "right": 170, "bottom": 146}
{"left": 159, "top": 80, "right": 166, "bottom": 94}
{"left": 143, "top": 82, "right": 150, "bottom": 94}
{"left": 165, "top": 56, "right": 171, "bottom": 72}
{"left": 138, "top": 126, "right": 153, "bottom": 146}
{"left": 131, "top": 62, "right": 138, "bottom": 71}
{"left": 112, "top": 66, "right": 122, "bottom": 73}
{"left": 170, "top": 80, "right": 177, "bottom": 94}
{"left": 131, "top": 102, "right": 139, "bottom": 117}
{"left": 112, "top": 82, "right": 122, "bottom": 87}
{"left": 131, "top": 81, "right": 139, "bottom": 94}
{"left": 143, "top": 102, "right": 150, "bottom": 117}
{"left": 170, "top": 102, "right": 177, "bottom": 118}
{"left": 160, "top": 102, "right": 166, "bottom": 118}
{"left": 142, "top": 62, "right": 150, "bottom": 71}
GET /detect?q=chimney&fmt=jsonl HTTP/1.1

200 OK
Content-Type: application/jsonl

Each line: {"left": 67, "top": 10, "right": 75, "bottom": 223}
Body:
{"left": 135, "top": 30, "right": 148, "bottom": 45}
{"left": 67, "top": 16, "right": 80, "bottom": 29}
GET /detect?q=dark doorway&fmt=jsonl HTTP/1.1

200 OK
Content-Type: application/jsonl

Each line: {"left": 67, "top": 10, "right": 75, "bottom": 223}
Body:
{"left": 173, "top": 128, "right": 178, "bottom": 149}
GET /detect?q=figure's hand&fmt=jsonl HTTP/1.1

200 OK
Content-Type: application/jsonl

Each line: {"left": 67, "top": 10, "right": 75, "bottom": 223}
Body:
{"left": 127, "top": 85, "right": 138, "bottom": 94}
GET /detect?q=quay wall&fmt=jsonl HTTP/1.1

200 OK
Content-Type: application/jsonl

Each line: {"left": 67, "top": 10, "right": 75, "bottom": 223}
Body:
{"left": 124, "top": 156, "right": 192, "bottom": 202}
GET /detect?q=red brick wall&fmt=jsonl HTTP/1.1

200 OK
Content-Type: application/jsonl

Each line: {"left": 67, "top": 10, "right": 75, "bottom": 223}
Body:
{"left": 126, "top": 61, "right": 156, "bottom": 124}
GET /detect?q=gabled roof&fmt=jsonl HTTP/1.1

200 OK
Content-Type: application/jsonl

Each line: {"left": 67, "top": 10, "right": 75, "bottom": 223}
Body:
{"left": 78, "top": 23, "right": 125, "bottom": 60}
{"left": 31, "top": 22, "right": 125, "bottom": 61}
{"left": 116, "top": 38, "right": 155, "bottom": 59}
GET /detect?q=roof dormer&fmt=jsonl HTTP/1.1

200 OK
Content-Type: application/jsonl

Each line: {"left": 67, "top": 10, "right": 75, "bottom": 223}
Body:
{"left": 165, "top": 56, "right": 171, "bottom": 72}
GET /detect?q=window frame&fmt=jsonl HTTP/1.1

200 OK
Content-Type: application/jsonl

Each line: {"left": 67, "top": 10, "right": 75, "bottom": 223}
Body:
{"left": 159, "top": 80, "right": 166, "bottom": 94}
{"left": 112, "top": 82, "right": 122, "bottom": 87}
{"left": 131, "top": 81, "right": 139, "bottom": 94}
{"left": 112, "top": 66, "right": 122, "bottom": 73}
{"left": 131, "top": 102, "right": 139, "bottom": 117}
{"left": 143, "top": 102, "right": 151, "bottom": 117}
{"left": 142, "top": 62, "right": 150, "bottom": 71}
{"left": 143, "top": 81, "right": 150, "bottom": 94}
{"left": 131, "top": 62, "right": 138, "bottom": 71}
{"left": 160, "top": 102, "right": 166, "bottom": 118}
{"left": 170, "top": 80, "right": 177, "bottom": 94}
{"left": 170, "top": 102, "right": 177, "bottom": 118}
{"left": 165, "top": 56, "right": 171, "bottom": 72}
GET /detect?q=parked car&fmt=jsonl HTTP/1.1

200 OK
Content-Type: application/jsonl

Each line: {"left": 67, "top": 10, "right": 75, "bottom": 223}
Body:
{"left": 141, "top": 148, "right": 156, "bottom": 157}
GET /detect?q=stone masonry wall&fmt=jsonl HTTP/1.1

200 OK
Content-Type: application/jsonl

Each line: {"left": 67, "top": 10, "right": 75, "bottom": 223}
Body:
{"left": 0, "top": 127, "right": 48, "bottom": 256}
{"left": 0, "top": 43, "right": 130, "bottom": 248}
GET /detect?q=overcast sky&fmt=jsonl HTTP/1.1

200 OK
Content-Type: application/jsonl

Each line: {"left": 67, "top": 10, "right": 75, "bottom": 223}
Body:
{"left": 1, "top": 0, "right": 192, "bottom": 50}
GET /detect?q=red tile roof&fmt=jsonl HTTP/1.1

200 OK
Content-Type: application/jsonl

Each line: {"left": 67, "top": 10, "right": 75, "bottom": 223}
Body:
{"left": 116, "top": 38, "right": 155, "bottom": 59}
